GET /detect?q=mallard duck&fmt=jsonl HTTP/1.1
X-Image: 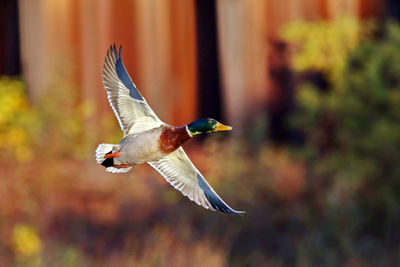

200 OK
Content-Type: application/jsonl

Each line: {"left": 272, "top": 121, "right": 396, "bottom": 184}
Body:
{"left": 96, "top": 45, "right": 244, "bottom": 214}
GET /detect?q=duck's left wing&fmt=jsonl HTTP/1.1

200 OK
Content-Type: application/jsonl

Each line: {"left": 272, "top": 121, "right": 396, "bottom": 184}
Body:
{"left": 148, "top": 147, "right": 244, "bottom": 214}
{"left": 102, "top": 45, "right": 162, "bottom": 135}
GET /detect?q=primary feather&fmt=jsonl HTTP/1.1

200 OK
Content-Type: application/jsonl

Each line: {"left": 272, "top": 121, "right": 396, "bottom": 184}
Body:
{"left": 149, "top": 148, "right": 244, "bottom": 214}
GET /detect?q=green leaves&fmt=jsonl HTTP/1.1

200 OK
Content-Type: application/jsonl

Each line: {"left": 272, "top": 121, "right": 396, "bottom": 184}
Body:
{"left": 284, "top": 20, "right": 400, "bottom": 240}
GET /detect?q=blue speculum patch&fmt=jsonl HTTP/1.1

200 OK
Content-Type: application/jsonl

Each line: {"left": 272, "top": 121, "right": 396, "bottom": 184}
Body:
{"left": 115, "top": 47, "right": 144, "bottom": 101}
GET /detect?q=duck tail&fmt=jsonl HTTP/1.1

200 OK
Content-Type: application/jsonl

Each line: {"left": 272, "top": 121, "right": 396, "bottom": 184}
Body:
{"left": 96, "top": 143, "right": 133, "bottom": 173}
{"left": 95, "top": 143, "right": 115, "bottom": 165}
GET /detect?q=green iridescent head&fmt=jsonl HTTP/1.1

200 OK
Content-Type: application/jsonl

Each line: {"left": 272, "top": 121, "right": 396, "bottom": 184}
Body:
{"left": 187, "top": 118, "right": 233, "bottom": 136}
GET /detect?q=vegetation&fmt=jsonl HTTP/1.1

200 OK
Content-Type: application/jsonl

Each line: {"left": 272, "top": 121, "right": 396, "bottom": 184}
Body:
{"left": 2, "top": 18, "right": 400, "bottom": 266}
{"left": 282, "top": 19, "right": 400, "bottom": 265}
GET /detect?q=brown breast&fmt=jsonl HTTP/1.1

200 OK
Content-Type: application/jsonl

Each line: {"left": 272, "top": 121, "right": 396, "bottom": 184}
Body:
{"left": 159, "top": 126, "right": 191, "bottom": 154}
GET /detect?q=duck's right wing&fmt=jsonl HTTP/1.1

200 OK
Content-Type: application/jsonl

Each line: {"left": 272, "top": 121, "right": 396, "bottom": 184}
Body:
{"left": 148, "top": 147, "right": 245, "bottom": 214}
{"left": 102, "top": 45, "right": 162, "bottom": 135}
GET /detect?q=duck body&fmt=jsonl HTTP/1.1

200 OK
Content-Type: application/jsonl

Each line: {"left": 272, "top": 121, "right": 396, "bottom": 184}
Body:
{"left": 105, "top": 125, "right": 191, "bottom": 167}
{"left": 95, "top": 44, "right": 244, "bottom": 214}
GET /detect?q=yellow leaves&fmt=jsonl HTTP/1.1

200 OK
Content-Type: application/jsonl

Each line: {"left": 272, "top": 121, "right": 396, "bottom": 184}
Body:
{"left": 0, "top": 78, "right": 28, "bottom": 124}
{"left": 12, "top": 223, "right": 42, "bottom": 259}
{"left": 0, "top": 75, "right": 99, "bottom": 161}
{"left": 6, "top": 128, "right": 26, "bottom": 146}
{"left": 281, "top": 16, "right": 360, "bottom": 81}
{"left": 0, "top": 77, "right": 37, "bottom": 162}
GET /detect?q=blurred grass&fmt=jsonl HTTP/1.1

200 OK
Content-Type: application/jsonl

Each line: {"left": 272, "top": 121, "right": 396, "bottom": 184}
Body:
{"left": 2, "top": 18, "right": 400, "bottom": 266}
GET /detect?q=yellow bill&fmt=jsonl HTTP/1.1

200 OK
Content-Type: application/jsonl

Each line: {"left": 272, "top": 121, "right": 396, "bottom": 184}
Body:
{"left": 215, "top": 122, "right": 233, "bottom": 131}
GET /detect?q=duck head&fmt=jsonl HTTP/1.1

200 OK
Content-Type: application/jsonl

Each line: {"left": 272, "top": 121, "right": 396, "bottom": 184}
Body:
{"left": 187, "top": 118, "right": 232, "bottom": 136}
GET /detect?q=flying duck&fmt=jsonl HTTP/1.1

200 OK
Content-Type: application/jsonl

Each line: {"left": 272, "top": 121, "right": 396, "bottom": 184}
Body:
{"left": 96, "top": 45, "right": 244, "bottom": 214}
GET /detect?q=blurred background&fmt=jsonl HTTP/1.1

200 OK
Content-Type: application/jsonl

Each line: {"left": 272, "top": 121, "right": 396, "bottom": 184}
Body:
{"left": 1, "top": 0, "right": 400, "bottom": 265}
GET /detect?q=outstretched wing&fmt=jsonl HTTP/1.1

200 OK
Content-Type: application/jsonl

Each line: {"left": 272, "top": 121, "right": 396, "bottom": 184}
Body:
{"left": 148, "top": 147, "right": 245, "bottom": 214}
{"left": 102, "top": 45, "right": 162, "bottom": 135}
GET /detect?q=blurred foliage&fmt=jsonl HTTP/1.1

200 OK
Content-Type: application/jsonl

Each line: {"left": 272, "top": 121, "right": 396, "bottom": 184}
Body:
{"left": 36, "top": 81, "right": 96, "bottom": 159}
{"left": 283, "top": 19, "right": 400, "bottom": 264}
{"left": 0, "top": 78, "right": 39, "bottom": 161}
{"left": 281, "top": 16, "right": 363, "bottom": 81}
{"left": 0, "top": 74, "right": 115, "bottom": 162}
{"left": 12, "top": 223, "right": 42, "bottom": 259}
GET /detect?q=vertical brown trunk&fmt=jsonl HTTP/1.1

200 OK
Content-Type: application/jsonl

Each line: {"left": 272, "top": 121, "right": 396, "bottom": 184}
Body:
{"left": 0, "top": 0, "right": 20, "bottom": 76}
{"left": 194, "top": 0, "right": 223, "bottom": 121}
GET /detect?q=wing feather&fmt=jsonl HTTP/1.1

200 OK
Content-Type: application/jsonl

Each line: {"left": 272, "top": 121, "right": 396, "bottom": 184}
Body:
{"left": 148, "top": 147, "right": 244, "bottom": 214}
{"left": 102, "top": 45, "right": 162, "bottom": 135}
